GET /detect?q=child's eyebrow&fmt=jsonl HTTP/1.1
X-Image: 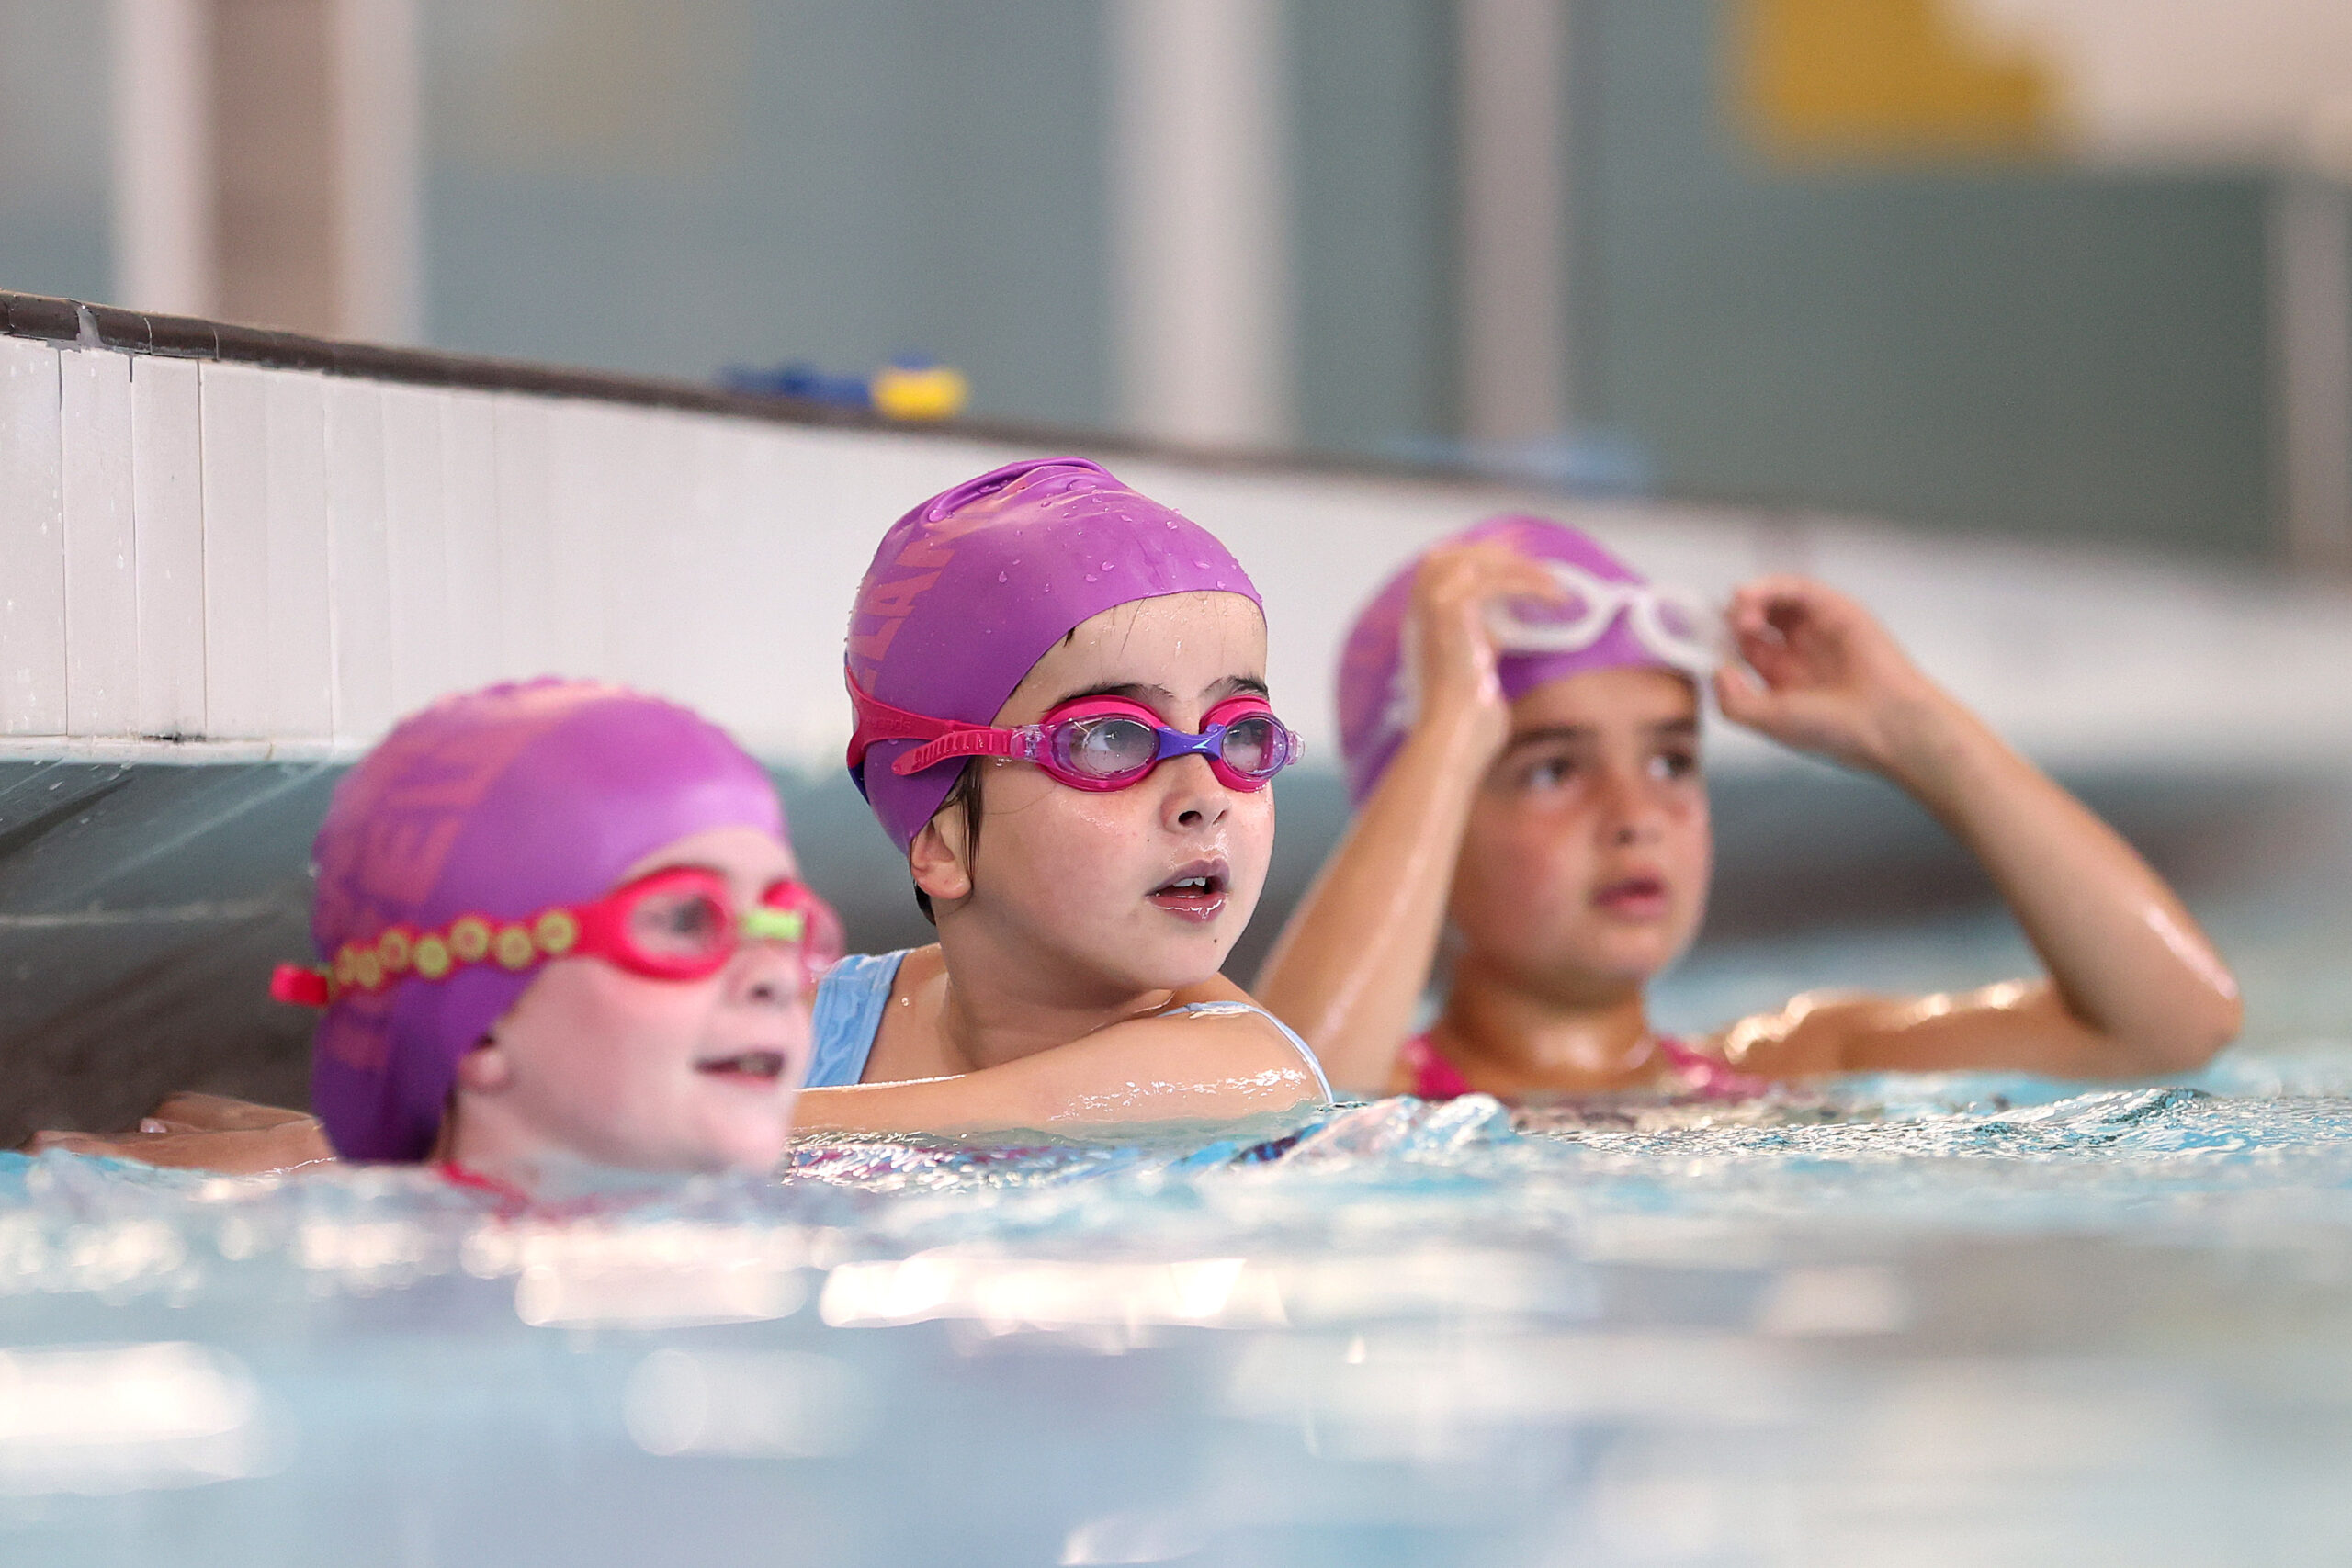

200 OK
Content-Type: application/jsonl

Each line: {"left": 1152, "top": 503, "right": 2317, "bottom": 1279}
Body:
{"left": 1051, "top": 680, "right": 1177, "bottom": 707}
{"left": 1501, "top": 725, "right": 1594, "bottom": 752}
{"left": 1505, "top": 716, "right": 1696, "bottom": 753}
{"left": 1050, "top": 674, "right": 1268, "bottom": 711}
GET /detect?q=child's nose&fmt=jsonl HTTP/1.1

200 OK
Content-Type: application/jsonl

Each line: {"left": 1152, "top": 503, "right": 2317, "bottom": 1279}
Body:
{"left": 729, "top": 939, "right": 811, "bottom": 1008}
{"left": 1159, "top": 753, "right": 1231, "bottom": 831}
{"left": 1595, "top": 761, "right": 1665, "bottom": 842}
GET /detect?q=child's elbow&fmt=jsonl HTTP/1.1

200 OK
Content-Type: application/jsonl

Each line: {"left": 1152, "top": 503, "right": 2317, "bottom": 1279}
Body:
{"left": 2143, "top": 986, "right": 2243, "bottom": 1075}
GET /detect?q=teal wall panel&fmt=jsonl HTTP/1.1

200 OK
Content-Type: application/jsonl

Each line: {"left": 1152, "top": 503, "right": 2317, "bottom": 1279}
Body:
{"left": 0, "top": 0, "right": 111, "bottom": 304}
{"left": 420, "top": 0, "right": 1114, "bottom": 428}
{"left": 1578, "top": 0, "right": 2276, "bottom": 554}
{"left": 1289, "top": 0, "right": 1457, "bottom": 459}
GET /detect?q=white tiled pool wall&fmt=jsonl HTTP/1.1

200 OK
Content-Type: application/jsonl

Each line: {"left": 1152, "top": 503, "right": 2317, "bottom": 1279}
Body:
{"left": 4, "top": 332, "right": 2349, "bottom": 776}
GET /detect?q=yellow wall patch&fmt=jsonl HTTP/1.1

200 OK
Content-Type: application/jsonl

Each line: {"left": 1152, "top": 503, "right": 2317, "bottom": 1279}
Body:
{"left": 1735, "top": 0, "right": 2060, "bottom": 163}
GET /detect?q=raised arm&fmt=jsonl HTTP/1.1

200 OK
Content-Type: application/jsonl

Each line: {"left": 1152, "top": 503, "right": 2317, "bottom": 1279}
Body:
{"left": 789, "top": 1005, "right": 1328, "bottom": 1137}
{"left": 1253, "top": 546, "right": 1561, "bottom": 1093}
{"left": 1710, "top": 577, "right": 2241, "bottom": 1078}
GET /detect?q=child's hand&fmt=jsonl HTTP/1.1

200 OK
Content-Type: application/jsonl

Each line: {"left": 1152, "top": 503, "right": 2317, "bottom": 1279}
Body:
{"left": 22, "top": 1123, "right": 334, "bottom": 1170}
{"left": 135, "top": 1091, "right": 313, "bottom": 1134}
{"left": 1712, "top": 576, "right": 1951, "bottom": 776}
{"left": 22, "top": 1121, "right": 334, "bottom": 1174}
{"left": 21, "top": 1095, "right": 334, "bottom": 1173}
{"left": 1404, "top": 543, "right": 1565, "bottom": 761}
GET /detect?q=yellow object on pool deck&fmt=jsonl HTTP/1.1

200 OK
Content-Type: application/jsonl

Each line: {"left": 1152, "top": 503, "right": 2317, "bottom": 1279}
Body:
{"left": 1735, "top": 0, "right": 2059, "bottom": 163}
{"left": 871, "top": 363, "right": 969, "bottom": 422}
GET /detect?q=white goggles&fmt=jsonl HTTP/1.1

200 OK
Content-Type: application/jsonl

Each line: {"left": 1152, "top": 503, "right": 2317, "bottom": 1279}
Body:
{"left": 1379, "top": 561, "right": 1723, "bottom": 739}
{"left": 1486, "top": 560, "right": 1722, "bottom": 672}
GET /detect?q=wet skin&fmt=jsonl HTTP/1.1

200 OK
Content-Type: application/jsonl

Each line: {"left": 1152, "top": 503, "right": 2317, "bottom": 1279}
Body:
{"left": 1259, "top": 547, "right": 2243, "bottom": 1098}
{"left": 1451, "top": 668, "right": 1712, "bottom": 1005}
{"left": 793, "top": 590, "right": 1327, "bottom": 1134}
{"left": 26, "top": 825, "right": 817, "bottom": 1178}
{"left": 447, "top": 824, "right": 815, "bottom": 1177}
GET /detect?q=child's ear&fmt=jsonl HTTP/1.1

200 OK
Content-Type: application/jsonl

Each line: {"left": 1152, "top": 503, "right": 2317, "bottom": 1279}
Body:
{"left": 909, "top": 813, "right": 974, "bottom": 907}
{"left": 453, "top": 1035, "right": 514, "bottom": 1096}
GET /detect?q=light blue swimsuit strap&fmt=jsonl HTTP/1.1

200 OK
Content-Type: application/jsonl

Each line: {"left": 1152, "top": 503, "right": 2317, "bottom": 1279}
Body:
{"left": 806, "top": 949, "right": 910, "bottom": 1089}
{"left": 808, "top": 952, "right": 1333, "bottom": 1103}
{"left": 1161, "top": 999, "right": 1337, "bottom": 1104}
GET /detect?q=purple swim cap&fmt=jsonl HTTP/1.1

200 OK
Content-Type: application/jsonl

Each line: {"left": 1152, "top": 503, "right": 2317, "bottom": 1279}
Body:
{"left": 307, "top": 680, "right": 785, "bottom": 1161}
{"left": 1337, "top": 516, "right": 1706, "bottom": 806}
{"left": 845, "top": 457, "right": 1261, "bottom": 852}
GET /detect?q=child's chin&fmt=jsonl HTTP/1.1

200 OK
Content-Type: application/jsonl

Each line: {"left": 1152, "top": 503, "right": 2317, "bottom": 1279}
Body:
{"left": 1122, "top": 932, "right": 1232, "bottom": 989}
{"left": 1574, "top": 935, "right": 1678, "bottom": 985}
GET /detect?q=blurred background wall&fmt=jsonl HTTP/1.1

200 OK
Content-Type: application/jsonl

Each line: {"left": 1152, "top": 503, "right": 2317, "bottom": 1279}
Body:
{"left": 5, "top": 0, "right": 2351, "bottom": 1126}
{"left": 2, "top": 0, "right": 2346, "bottom": 569}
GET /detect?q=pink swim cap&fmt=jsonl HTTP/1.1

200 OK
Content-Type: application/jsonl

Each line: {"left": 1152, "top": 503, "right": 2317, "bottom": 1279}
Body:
{"left": 1337, "top": 516, "right": 1704, "bottom": 806}
{"left": 307, "top": 680, "right": 785, "bottom": 1160}
{"left": 845, "top": 457, "right": 1260, "bottom": 852}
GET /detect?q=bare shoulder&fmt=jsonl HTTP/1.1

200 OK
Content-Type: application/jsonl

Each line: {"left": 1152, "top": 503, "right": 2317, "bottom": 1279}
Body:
{"left": 1125, "top": 998, "right": 1294, "bottom": 1055}
{"left": 1169, "top": 972, "right": 1257, "bottom": 1007}
{"left": 1093, "top": 988, "right": 1318, "bottom": 1088}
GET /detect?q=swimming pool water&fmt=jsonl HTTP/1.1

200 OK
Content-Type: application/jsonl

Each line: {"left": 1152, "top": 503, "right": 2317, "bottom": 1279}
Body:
{"left": 6, "top": 842, "right": 2349, "bottom": 1568}
{"left": 5, "top": 1030, "right": 2352, "bottom": 1568}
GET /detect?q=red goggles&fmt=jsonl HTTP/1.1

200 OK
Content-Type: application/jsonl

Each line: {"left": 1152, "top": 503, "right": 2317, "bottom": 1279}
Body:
{"left": 270, "top": 868, "right": 845, "bottom": 1008}
{"left": 847, "top": 672, "right": 1301, "bottom": 794}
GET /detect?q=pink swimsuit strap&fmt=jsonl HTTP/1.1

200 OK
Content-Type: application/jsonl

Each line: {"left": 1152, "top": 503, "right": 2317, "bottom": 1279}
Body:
{"left": 1400, "top": 1032, "right": 1765, "bottom": 1101}
{"left": 1652, "top": 1036, "right": 1771, "bottom": 1099}
{"left": 1399, "top": 1034, "right": 1476, "bottom": 1100}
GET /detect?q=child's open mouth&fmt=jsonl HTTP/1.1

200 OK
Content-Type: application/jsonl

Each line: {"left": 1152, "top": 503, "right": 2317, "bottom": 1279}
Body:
{"left": 1147, "top": 861, "right": 1228, "bottom": 923}
{"left": 695, "top": 1050, "right": 789, "bottom": 1083}
{"left": 1592, "top": 874, "right": 1669, "bottom": 919}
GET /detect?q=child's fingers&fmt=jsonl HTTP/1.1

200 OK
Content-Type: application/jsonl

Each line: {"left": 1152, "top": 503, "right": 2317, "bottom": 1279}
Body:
{"left": 1729, "top": 577, "right": 1855, "bottom": 648}
{"left": 1725, "top": 575, "right": 1813, "bottom": 620}
{"left": 1418, "top": 543, "right": 1559, "bottom": 604}
{"left": 1731, "top": 624, "right": 1805, "bottom": 687}
{"left": 1712, "top": 662, "right": 1778, "bottom": 728}
{"left": 20, "top": 1130, "right": 119, "bottom": 1156}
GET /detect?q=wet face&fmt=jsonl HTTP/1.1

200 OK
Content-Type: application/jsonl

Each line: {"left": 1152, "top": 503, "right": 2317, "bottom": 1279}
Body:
{"left": 1450, "top": 667, "right": 1712, "bottom": 1000}
{"left": 915, "top": 591, "right": 1276, "bottom": 999}
{"left": 456, "top": 824, "right": 814, "bottom": 1174}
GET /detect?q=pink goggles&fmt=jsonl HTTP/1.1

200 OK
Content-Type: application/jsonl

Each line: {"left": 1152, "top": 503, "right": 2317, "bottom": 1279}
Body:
{"left": 270, "top": 868, "right": 845, "bottom": 1008}
{"left": 848, "top": 672, "right": 1301, "bottom": 793}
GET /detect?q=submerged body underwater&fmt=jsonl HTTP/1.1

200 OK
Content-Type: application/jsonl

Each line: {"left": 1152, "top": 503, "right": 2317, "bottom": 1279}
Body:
{"left": 6, "top": 887, "right": 2350, "bottom": 1568}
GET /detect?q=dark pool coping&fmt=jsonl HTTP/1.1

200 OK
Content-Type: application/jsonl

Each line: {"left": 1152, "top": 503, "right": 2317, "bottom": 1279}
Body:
{"left": 0, "top": 288, "right": 1481, "bottom": 493}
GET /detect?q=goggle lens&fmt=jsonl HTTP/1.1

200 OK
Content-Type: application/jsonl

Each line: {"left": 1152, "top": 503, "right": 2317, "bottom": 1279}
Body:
{"left": 1218, "top": 713, "right": 1279, "bottom": 776}
{"left": 625, "top": 884, "right": 733, "bottom": 967}
{"left": 1060, "top": 714, "right": 1161, "bottom": 779}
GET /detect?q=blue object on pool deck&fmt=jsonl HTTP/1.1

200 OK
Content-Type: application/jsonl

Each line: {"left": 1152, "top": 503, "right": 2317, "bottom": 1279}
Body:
{"left": 5, "top": 1043, "right": 2352, "bottom": 1565}
{"left": 718, "top": 360, "right": 875, "bottom": 407}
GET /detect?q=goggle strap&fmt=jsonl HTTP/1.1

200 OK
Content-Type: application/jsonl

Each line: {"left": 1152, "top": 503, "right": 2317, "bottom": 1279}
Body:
{"left": 895, "top": 726, "right": 1022, "bottom": 776}
{"left": 270, "top": 963, "right": 333, "bottom": 1008}
{"left": 843, "top": 670, "right": 963, "bottom": 772}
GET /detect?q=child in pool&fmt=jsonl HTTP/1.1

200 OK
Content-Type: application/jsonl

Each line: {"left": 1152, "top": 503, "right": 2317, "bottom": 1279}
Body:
{"left": 785, "top": 456, "right": 1332, "bottom": 1136}
{"left": 34, "top": 681, "right": 834, "bottom": 1178}
{"left": 1254, "top": 517, "right": 2242, "bottom": 1099}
